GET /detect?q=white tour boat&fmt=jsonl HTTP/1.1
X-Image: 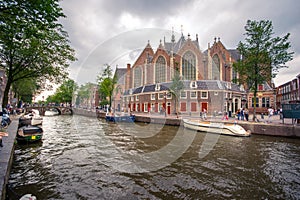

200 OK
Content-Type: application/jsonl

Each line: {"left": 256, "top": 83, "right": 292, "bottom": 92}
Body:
{"left": 183, "top": 119, "right": 251, "bottom": 137}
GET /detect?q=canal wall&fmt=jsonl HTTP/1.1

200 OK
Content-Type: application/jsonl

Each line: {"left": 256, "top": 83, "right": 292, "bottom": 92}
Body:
{"left": 0, "top": 120, "right": 18, "bottom": 200}
{"left": 73, "top": 109, "right": 300, "bottom": 138}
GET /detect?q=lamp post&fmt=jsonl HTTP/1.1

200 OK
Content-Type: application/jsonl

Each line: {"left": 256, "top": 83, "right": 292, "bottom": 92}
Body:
{"left": 164, "top": 91, "right": 167, "bottom": 117}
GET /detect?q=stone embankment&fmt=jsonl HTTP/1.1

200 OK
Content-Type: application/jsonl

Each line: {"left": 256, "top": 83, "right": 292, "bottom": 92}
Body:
{"left": 0, "top": 120, "right": 18, "bottom": 200}
{"left": 91, "top": 109, "right": 300, "bottom": 138}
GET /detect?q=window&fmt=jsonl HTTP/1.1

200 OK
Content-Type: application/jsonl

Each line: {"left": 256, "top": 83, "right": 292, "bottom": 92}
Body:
{"left": 155, "top": 83, "right": 160, "bottom": 91}
{"left": 214, "top": 92, "right": 218, "bottom": 96}
{"left": 134, "top": 67, "right": 142, "bottom": 87}
{"left": 155, "top": 56, "right": 166, "bottom": 83}
{"left": 158, "top": 93, "right": 164, "bottom": 99}
{"left": 258, "top": 84, "right": 264, "bottom": 91}
{"left": 262, "top": 97, "right": 270, "bottom": 107}
{"left": 166, "top": 92, "right": 172, "bottom": 99}
{"left": 135, "top": 95, "right": 139, "bottom": 101}
{"left": 182, "top": 51, "right": 196, "bottom": 80}
{"left": 130, "top": 96, "right": 134, "bottom": 101}
{"left": 190, "top": 91, "right": 197, "bottom": 99}
{"left": 151, "top": 93, "right": 156, "bottom": 100}
{"left": 212, "top": 54, "right": 220, "bottom": 80}
{"left": 190, "top": 81, "right": 197, "bottom": 88}
{"left": 180, "top": 91, "right": 187, "bottom": 99}
{"left": 201, "top": 91, "right": 208, "bottom": 99}
{"left": 144, "top": 103, "right": 148, "bottom": 112}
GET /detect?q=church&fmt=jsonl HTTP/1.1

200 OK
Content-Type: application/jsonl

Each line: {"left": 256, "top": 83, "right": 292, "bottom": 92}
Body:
{"left": 113, "top": 31, "right": 276, "bottom": 116}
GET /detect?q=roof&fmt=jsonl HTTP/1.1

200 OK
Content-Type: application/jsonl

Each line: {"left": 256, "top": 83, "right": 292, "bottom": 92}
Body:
{"left": 124, "top": 80, "right": 246, "bottom": 95}
{"left": 115, "top": 68, "right": 127, "bottom": 84}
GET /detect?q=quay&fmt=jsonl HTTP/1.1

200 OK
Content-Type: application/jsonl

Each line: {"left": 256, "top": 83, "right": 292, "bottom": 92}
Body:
{"left": 93, "top": 109, "right": 300, "bottom": 138}
{"left": 0, "top": 119, "right": 18, "bottom": 200}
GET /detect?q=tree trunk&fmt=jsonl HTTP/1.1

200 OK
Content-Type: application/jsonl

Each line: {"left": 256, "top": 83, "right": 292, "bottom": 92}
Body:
{"left": 2, "top": 79, "right": 11, "bottom": 109}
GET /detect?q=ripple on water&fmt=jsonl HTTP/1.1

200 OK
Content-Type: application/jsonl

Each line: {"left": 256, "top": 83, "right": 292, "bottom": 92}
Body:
{"left": 7, "top": 115, "right": 300, "bottom": 200}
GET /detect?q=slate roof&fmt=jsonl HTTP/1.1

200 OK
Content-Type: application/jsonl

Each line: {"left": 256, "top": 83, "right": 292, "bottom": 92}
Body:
{"left": 115, "top": 68, "right": 127, "bottom": 84}
{"left": 124, "top": 80, "right": 246, "bottom": 95}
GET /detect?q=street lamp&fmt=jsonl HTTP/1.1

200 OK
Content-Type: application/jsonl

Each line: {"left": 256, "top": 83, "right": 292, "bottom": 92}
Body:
{"left": 164, "top": 91, "right": 167, "bottom": 117}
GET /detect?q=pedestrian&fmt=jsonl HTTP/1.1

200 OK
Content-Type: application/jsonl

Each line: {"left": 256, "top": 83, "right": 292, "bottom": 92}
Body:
{"left": 237, "top": 109, "right": 241, "bottom": 120}
{"left": 222, "top": 111, "right": 228, "bottom": 120}
{"left": 267, "top": 107, "right": 274, "bottom": 123}
{"left": 203, "top": 109, "right": 207, "bottom": 120}
{"left": 241, "top": 108, "right": 244, "bottom": 120}
{"left": 244, "top": 108, "right": 249, "bottom": 121}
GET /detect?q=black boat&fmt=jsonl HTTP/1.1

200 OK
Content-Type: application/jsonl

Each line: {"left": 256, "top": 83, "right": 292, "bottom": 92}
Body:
{"left": 17, "top": 125, "right": 43, "bottom": 143}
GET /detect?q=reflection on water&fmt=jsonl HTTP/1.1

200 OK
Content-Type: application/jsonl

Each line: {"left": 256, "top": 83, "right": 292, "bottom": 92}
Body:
{"left": 7, "top": 115, "right": 300, "bottom": 199}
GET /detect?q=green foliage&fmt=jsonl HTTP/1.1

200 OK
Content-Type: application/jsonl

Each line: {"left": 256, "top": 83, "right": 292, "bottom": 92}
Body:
{"left": 0, "top": 0, "right": 76, "bottom": 107}
{"left": 75, "top": 82, "right": 95, "bottom": 107}
{"left": 97, "top": 64, "right": 117, "bottom": 108}
{"left": 12, "top": 77, "right": 40, "bottom": 103}
{"left": 233, "top": 20, "right": 294, "bottom": 120}
{"left": 169, "top": 70, "right": 184, "bottom": 115}
{"left": 46, "top": 79, "right": 77, "bottom": 104}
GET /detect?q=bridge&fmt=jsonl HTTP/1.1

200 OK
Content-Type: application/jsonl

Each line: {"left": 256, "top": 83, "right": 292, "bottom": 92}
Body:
{"left": 25, "top": 106, "right": 73, "bottom": 116}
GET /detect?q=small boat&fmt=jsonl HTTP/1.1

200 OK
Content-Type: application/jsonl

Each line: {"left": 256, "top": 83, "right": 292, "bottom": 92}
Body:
{"left": 19, "top": 109, "right": 43, "bottom": 126}
{"left": 17, "top": 125, "right": 43, "bottom": 143}
{"left": 44, "top": 109, "right": 59, "bottom": 116}
{"left": 105, "top": 113, "right": 135, "bottom": 122}
{"left": 183, "top": 119, "right": 251, "bottom": 137}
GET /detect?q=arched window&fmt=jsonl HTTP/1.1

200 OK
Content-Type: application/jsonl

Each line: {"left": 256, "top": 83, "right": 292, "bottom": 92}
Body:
{"left": 212, "top": 54, "right": 220, "bottom": 80}
{"left": 182, "top": 51, "right": 196, "bottom": 80}
{"left": 155, "top": 56, "right": 166, "bottom": 83}
{"left": 134, "top": 67, "right": 142, "bottom": 87}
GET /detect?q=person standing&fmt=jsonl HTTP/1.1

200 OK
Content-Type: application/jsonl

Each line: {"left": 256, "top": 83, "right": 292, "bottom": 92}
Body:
{"left": 268, "top": 107, "right": 274, "bottom": 123}
{"left": 244, "top": 108, "right": 249, "bottom": 121}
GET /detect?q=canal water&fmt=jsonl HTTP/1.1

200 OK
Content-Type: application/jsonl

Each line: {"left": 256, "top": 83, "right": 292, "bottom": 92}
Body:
{"left": 7, "top": 115, "right": 300, "bottom": 199}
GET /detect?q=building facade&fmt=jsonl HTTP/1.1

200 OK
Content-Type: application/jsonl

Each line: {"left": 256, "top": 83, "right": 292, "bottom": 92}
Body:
{"left": 276, "top": 74, "right": 300, "bottom": 108}
{"left": 113, "top": 32, "right": 276, "bottom": 116}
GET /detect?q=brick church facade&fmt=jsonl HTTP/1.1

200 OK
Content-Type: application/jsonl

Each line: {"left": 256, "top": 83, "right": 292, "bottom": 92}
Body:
{"left": 113, "top": 31, "right": 276, "bottom": 116}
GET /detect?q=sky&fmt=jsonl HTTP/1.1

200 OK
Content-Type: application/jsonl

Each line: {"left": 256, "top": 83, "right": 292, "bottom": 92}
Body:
{"left": 59, "top": 0, "right": 300, "bottom": 87}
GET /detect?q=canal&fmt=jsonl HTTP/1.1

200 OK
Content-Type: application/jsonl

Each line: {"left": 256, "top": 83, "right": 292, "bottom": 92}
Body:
{"left": 7, "top": 115, "right": 300, "bottom": 199}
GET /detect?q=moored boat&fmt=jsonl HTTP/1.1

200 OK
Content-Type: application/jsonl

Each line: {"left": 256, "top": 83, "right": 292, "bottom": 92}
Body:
{"left": 183, "top": 119, "right": 251, "bottom": 137}
{"left": 105, "top": 113, "right": 135, "bottom": 122}
{"left": 17, "top": 125, "right": 43, "bottom": 143}
{"left": 19, "top": 109, "right": 43, "bottom": 126}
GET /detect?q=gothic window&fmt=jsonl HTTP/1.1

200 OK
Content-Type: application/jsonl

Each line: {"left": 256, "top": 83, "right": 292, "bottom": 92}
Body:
{"left": 182, "top": 51, "right": 196, "bottom": 80}
{"left": 134, "top": 67, "right": 142, "bottom": 87}
{"left": 232, "top": 68, "right": 237, "bottom": 82}
{"left": 212, "top": 54, "right": 220, "bottom": 80}
{"left": 155, "top": 56, "right": 166, "bottom": 83}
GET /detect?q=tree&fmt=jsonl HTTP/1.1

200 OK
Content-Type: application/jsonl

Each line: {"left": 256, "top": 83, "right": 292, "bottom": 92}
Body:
{"left": 0, "top": 0, "right": 76, "bottom": 108}
{"left": 97, "top": 65, "right": 117, "bottom": 109}
{"left": 12, "top": 78, "right": 40, "bottom": 103}
{"left": 169, "top": 69, "right": 184, "bottom": 117}
{"left": 233, "top": 20, "right": 294, "bottom": 121}
{"left": 47, "top": 79, "right": 77, "bottom": 104}
{"left": 75, "top": 82, "right": 95, "bottom": 108}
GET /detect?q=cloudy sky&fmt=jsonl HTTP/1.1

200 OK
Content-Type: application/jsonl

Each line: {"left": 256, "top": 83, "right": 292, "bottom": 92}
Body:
{"left": 59, "top": 0, "right": 300, "bottom": 86}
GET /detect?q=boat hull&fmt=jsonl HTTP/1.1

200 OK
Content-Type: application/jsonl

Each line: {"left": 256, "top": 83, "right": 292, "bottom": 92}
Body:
{"left": 183, "top": 119, "right": 250, "bottom": 137}
{"left": 105, "top": 115, "right": 135, "bottom": 122}
{"left": 17, "top": 125, "right": 43, "bottom": 143}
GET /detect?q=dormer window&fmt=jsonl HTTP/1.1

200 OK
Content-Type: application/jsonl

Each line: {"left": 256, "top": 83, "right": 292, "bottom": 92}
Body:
{"left": 190, "top": 81, "right": 197, "bottom": 89}
{"left": 226, "top": 82, "right": 231, "bottom": 89}
{"left": 155, "top": 83, "right": 160, "bottom": 91}
{"left": 240, "top": 85, "right": 245, "bottom": 91}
